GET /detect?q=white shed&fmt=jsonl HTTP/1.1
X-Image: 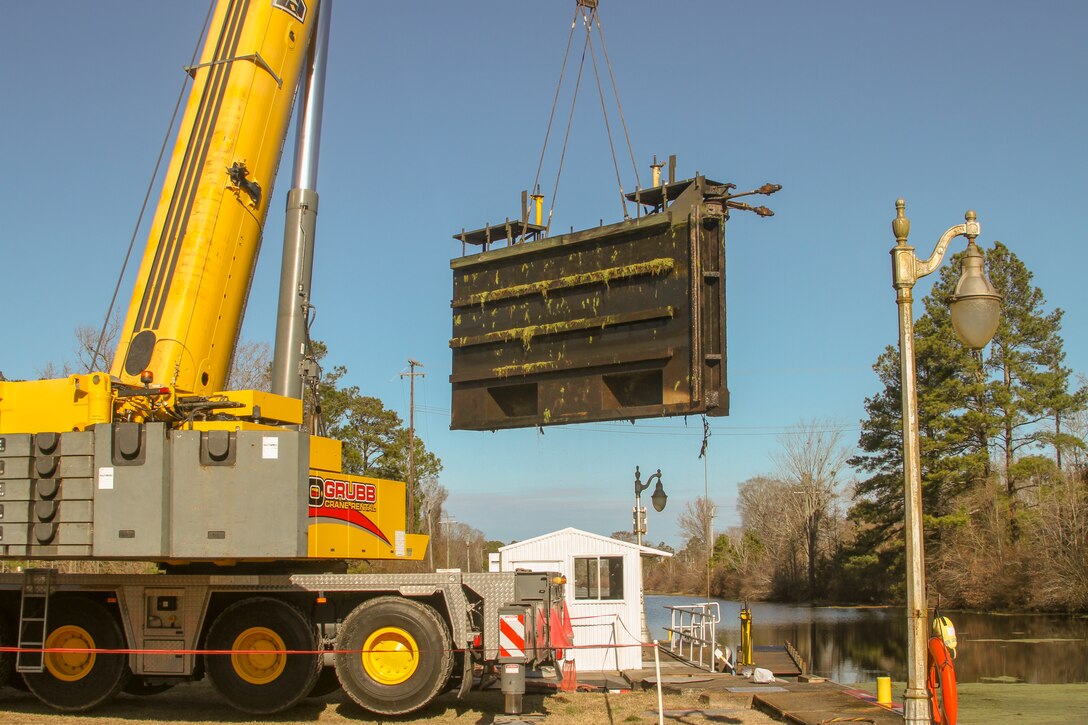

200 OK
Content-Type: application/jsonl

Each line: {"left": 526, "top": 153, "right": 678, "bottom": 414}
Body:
{"left": 498, "top": 528, "right": 671, "bottom": 672}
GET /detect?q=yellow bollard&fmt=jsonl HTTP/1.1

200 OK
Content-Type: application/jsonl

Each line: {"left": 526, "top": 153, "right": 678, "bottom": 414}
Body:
{"left": 531, "top": 194, "right": 544, "bottom": 226}
{"left": 739, "top": 603, "right": 753, "bottom": 667}
{"left": 876, "top": 676, "right": 892, "bottom": 706}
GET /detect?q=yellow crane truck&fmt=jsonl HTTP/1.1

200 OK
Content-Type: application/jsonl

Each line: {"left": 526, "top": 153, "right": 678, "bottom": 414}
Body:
{"left": 0, "top": 0, "right": 565, "bottom": 715}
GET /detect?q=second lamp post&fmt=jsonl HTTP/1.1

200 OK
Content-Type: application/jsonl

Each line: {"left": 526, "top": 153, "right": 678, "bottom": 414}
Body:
{"left": 891, "top": 198, "right": 1001, "bottom": 725}
{"left": 633, "top": 466, "right": 667, "bottom": 547}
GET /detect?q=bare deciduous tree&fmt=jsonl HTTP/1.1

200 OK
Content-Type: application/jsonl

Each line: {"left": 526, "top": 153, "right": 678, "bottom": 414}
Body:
{"left": 75, "top": 314, "right": 122, "bottom": 372}
{"left": 35, "top": 314, "right": 121, "bottom": 379}
{"left": 676, "top": 496, "right": 718, "bottom": 595}
{"left": 739, "top": 475, "right": 800, "bottom": 597}
{"left": 226, "top": 339, "right": 272, "bottom": 391}
{"left": 771, "top": 420, "right": 849, "bottom": 598}
{"left": 418, "top": 476, "right": 449, "bottom": 570}
{"left": 678, "top": 496, "right": 717, "bottom": 553}
{"left": 1029, "top": 472, "right": 1088, "bottom": 609}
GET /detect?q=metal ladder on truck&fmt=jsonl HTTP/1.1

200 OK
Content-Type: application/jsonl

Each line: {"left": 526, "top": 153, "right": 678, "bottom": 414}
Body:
{"left": 16, "top": 568, "right": 56, "bottom": 673}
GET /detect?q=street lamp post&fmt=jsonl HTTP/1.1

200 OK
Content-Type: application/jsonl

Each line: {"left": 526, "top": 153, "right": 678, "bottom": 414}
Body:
{"left": 890, "top": 199, "right": 1001, "bottom": 724}
{"left": 633, "top": 466, "right": 667, "bottom": 547}
{"left": 632, "top": 465, "right": 667, "bottom": 642}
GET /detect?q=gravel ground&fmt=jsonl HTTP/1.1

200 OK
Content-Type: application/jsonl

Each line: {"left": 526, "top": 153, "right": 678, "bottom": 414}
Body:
{"left": 0, "top": 680, "right": 781, "bottom": 725}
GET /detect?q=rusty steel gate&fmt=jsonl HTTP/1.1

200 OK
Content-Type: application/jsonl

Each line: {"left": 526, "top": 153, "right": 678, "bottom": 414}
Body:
{"left": 449, "top": 175, "right": 741, "bottom": 431}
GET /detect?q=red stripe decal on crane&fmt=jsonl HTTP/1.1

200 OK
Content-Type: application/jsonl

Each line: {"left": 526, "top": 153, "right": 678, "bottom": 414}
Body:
{"left": 499, "top": 614, "right": 526, "bottom": 659}
{"left": 308, "top": 505, "right": 391, "bottom": 546}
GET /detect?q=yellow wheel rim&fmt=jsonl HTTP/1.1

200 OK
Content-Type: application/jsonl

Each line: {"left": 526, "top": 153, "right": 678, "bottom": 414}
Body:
{"left": 44, "top": 625, "right": 96, "bottom": 682}
{"left": 362, "top": 627, "right": 419, "bottom": 685}
{"left": 230, "top": 627, "right": 287, "bottom": 685}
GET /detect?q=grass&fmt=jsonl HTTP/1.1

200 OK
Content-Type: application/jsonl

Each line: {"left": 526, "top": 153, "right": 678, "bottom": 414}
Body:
{"left": 854, "top": 680, "right": 1088, "bottom": 724}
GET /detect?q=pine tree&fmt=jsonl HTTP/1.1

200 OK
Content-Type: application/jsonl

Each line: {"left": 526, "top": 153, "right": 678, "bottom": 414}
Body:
{"left": 973, "top": 242, "right": 1082, "bottom": 539}
{"left": 846, "top": 307, "right": 988, "bottom": 597}
{"left": 847, "top": 241, "right": 1084, "bottom": 604}
{"left": 310, "top": 342, "right": 443, "bottom": 533}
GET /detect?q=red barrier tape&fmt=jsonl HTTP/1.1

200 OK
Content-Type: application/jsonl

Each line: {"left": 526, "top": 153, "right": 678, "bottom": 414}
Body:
{"left": 0, "top": 642, "right": 654, "bottom": 656}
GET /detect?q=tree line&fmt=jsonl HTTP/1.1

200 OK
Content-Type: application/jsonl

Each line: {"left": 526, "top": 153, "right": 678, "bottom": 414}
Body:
{"left": 645, "top": 243, "right": 1088, "bottom": 612}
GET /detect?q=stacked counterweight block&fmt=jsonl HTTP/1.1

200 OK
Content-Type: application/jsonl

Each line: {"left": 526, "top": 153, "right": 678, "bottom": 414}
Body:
{"left": 0, "top": 425, "right": 309, "bottom": 561}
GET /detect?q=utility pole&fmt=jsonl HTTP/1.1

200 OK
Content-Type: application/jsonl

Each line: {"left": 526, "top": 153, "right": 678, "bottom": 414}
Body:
{"left": 400, "top": 359, "right": 425, "bottom": 533}
{"left": 440, "top": 513, "right": 458, "bottom": 570}
{"left": 426, "top": 510, "right": 433, "bottom": 569}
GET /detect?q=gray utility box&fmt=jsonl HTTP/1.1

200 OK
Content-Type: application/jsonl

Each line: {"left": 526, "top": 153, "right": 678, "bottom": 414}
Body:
{"left": 449, "top": 175, "right": 730, "bottom": 430}
{"left": 0, "top": 424, "right": 309, "bottom": 561}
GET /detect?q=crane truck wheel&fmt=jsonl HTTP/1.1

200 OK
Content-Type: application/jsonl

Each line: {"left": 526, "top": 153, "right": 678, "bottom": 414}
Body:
{"left": 23, "top": 597, "right": 130, "bottom": 711}
{"left": 0, "top": 612, "right": 14, "bottom": 689}
{"left": 335, "top": 596, "right": 454, "bottom": 716}
{"left": 204, "top": 597, "right": 321, "bottom": 714}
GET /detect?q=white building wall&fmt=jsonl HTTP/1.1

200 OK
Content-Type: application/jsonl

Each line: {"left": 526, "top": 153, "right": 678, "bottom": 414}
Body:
{"left": 500, "top": 528, "right": 665, "bottom": 672}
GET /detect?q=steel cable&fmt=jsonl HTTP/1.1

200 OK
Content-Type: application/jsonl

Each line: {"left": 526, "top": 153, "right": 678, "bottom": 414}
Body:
{"left": 593, "top": 9, "right": 642, "bottom": 191}
{"left": 546, "top": 25, "right": 591, "bottom": 236}
{"left": 582, "top": 5, "right": 629, "bottom": 219}
{"left": 90, "top": 0, "right": 216, "bottom": 372}
{"left": 521, "top": 4, "right": 581, "bottom": 240}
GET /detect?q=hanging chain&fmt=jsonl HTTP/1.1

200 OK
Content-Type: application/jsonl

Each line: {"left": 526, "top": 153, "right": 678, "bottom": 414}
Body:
{"left": 699, "top": 415, "right": 711, "bottom": 458}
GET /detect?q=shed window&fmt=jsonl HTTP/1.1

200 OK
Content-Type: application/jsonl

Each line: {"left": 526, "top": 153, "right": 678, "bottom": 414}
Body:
{"left": 573, "top": 556, "right": 624, "bottom": 601}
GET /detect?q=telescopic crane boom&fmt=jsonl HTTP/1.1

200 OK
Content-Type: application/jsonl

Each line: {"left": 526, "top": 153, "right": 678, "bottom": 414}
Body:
{"left": 0, "top": 0, "right": 425, "bottom": 564}
{"left": 114, "top": 0, "right": 313, "bottom": 398}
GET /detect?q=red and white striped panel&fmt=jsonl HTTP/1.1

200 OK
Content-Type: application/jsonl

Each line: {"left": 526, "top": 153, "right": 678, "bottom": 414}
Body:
{"left": 499, "top": 613, "right": 526, "bottom": 659}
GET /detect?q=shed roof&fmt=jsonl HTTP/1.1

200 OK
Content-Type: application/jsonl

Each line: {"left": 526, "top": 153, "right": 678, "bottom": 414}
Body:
{"left": 499, "top": 527, "right": 672, "bottom": 558}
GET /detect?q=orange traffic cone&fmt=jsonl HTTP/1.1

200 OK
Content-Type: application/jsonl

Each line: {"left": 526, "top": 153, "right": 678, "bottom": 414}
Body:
{"left": 560, "top": 661, "right": 578, "bottom": 692}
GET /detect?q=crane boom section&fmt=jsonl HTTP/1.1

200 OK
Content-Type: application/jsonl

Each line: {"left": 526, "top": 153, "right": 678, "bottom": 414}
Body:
{"left": 111, "top": 0, "right": 318, "bottom": 396}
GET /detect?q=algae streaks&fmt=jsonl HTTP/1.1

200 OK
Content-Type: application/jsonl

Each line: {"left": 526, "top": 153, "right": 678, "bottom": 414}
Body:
{"left": 492, "top": 360, "right": 559, "bottom": 378}
{"left": 460, "top": 257, "right": 674, "bottom": 308}
{"left": 449, "top": 307, "right": 675, "bottom": 351}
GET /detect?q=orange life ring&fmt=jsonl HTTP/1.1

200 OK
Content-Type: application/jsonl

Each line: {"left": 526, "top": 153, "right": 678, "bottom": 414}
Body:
{"left": 927, "top": 636, "right": 958, "bottom": 725}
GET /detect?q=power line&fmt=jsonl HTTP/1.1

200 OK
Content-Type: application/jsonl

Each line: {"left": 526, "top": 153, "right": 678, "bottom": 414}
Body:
{"left": 413, "top": 405, "right": 859, "bottom": 438}
{"left": 545, "top": 424, "right": 861, "bottom": 438}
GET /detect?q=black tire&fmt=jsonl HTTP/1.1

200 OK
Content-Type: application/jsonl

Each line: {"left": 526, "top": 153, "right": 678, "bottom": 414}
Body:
{"left": 335, "top": 596, "right": 453, "bottom": 716}
{"left": 0, "top": 611, "right": 14, "bottom": 689}
{"left": 204, "top": 597, "right": 321, "bottom": 714}
{"left": 306, "top": 665, "right": 342, "bottom": 698}
{"left": 23, "top": 597, "right": 130, "bottom": 711}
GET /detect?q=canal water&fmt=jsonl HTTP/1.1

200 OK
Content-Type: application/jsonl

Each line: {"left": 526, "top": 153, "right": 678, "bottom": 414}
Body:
{"left": 644, "top": 594, "right": 1088, "bottom": 684}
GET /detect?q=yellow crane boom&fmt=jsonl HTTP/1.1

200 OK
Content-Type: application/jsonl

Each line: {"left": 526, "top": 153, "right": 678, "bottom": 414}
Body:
{"left": 0, "top": 0, "right": 426, "bottom": 564}
{"left": 113, "top": 0, "right": 315, "bottom": 396}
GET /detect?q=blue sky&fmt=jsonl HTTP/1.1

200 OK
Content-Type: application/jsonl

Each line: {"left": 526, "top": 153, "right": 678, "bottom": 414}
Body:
{"left": 2, "top": 1, "right": 1085, "bottom": 548}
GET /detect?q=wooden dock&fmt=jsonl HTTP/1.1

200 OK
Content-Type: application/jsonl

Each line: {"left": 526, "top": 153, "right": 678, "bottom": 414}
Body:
{"left": 752, "top": 644, "right": 802, "bottom": 677}
{"left": 750, "top": 684, "right": 904, "bottom": 725}
{"left": 593, "top": 644, "right": 904, "bottom": 725}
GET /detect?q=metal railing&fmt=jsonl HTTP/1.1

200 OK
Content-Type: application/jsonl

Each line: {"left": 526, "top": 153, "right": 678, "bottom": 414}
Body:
{"left": 663, "top": 601, "right": 720, "bottom": 671}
